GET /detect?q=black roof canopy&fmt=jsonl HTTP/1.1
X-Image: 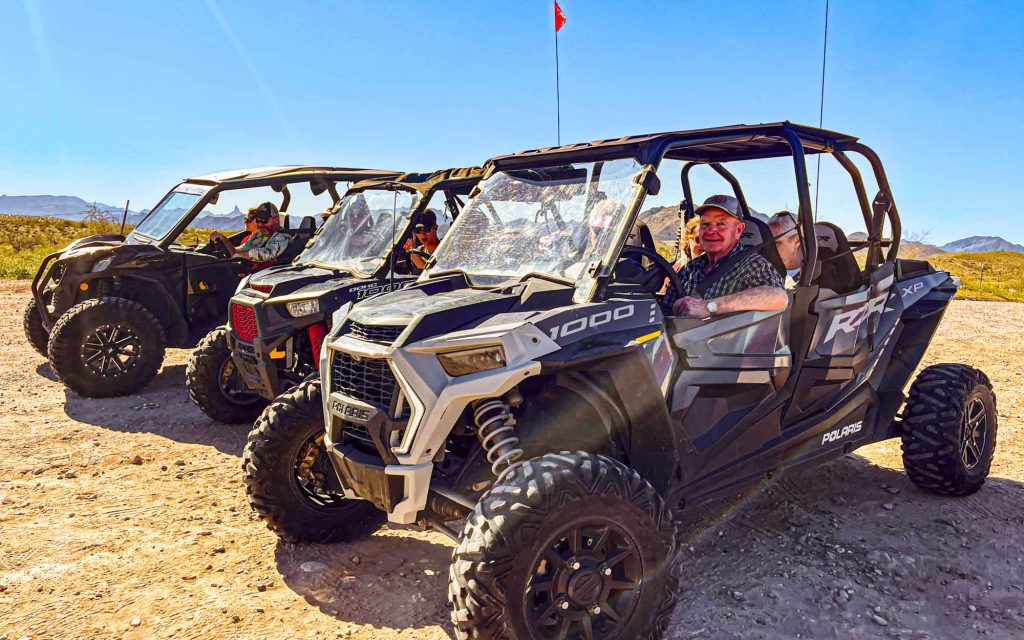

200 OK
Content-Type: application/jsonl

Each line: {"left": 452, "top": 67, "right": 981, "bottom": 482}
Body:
{"left": 348, "top": 166, "right": 485, "bottom": 196}
{"left": 487, "top": 122, "right": 859, "bottom": 170}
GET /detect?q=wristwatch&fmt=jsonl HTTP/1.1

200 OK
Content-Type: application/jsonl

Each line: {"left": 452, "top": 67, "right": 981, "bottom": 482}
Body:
{"left": 705, "top": 300, "right": 718, "bottom": 316}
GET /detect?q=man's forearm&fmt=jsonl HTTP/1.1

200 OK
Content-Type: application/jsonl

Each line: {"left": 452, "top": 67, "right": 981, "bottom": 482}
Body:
{"left": 714, "top": 286, "right": 789, "bottom": 314}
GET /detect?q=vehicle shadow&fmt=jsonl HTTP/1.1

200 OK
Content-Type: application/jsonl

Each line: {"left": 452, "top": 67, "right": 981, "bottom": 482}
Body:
{"left": 667, "top": 453, "right": 1024, "bottom": 639}
{"left": 274, "top": 528, "right": 457, "bottom": 635}
{"left": 35, "top": 361, "right": 58, "bottom": 381}
{"left": 268, "top": 454, "right": 1024, "bottom": 639}
{"left": 61, "top": 361, "right": 252, "bottom": 456}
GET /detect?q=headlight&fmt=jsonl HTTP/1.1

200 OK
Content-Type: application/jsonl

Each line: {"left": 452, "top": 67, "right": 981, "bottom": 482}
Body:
{"left": 437, "top": 345, "right": 506, "bottom": 377}
{"left": 285, "top": 299, "right": 320, "bottom": 318}
{"left": 91, "top": 257, "right": 112, "bottom": 272}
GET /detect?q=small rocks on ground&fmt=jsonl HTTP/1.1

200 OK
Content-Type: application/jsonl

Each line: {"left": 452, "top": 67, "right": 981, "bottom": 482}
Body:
{"left": 129, "top": 618, "right": 141, "bottom": 627}
{"left": 128, "top": 455, "right": 143, "bottom": 465}
{"left": 300, "top": 561, "right": 328, "bottom": 573}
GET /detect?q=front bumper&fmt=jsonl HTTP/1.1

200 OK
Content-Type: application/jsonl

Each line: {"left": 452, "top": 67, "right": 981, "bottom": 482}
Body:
{"left": 325, "top": 434, "right": 432, "bottom": 524}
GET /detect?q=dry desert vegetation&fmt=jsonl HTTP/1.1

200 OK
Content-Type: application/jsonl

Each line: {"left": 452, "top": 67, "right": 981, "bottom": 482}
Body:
{"left": 0, "top": 279, "right": 1022, "bottom": 640}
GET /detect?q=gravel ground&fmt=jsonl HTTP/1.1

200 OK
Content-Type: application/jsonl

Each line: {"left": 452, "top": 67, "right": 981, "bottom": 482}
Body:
{"left": 0, "top": 279, "right": 1021, "bottom": 640}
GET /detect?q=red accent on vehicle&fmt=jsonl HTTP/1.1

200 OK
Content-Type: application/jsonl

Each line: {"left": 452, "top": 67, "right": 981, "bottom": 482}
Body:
{"left": 250, "top": 283, "right": 273, "bottom": 293}
{"left": 231, "top": 303, "right": 259, "bottom": 342}
{"left": 307, "top": 322, "right": 328, "bottom": 368}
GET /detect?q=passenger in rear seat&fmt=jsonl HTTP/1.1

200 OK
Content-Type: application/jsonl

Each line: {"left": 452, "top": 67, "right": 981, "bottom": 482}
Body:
{"left": 768, "top": 211, "right": 803, "bottom": 289}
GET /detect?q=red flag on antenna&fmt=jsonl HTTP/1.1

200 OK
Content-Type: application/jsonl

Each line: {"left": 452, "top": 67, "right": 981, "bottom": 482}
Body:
{"left": 554, "top": 1, "right": 567, "bottom": 32}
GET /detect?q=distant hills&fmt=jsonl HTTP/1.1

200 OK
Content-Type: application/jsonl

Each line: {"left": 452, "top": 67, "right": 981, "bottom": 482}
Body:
{"left": 0, "top": 194, "right": 242, "bottom": 230}
{"left": 939, "top": 236, "right": 1024, "bottom": 254}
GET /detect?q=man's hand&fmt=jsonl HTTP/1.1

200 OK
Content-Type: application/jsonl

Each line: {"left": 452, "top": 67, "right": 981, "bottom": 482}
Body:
{"left": 672, "top": 295, "right": 711, "bottom": 318}
{"left": 209, "top": 232, "right": 237, "bottom": 256}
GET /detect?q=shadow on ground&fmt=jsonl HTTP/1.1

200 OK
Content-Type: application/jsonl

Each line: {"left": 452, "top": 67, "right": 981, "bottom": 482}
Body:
{"left": 267, "top": 454, "right": 1022, "bottom": 640}
{"left": 61, "top": 361, "right": 253, "bottom": 455}
{"left": 275, "top": 528, "right": 457, "bottom": 634}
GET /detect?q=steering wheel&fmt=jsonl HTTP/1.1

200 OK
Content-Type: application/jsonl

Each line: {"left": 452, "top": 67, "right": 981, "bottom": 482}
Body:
{"left": 206, "top": 237, "right": 232, "bottom": 259}
{"left": 406, "top": 247, "right": 433, "bottom": 274}
{"left": 619, "top": 245, "right": 683, "bottom": 299}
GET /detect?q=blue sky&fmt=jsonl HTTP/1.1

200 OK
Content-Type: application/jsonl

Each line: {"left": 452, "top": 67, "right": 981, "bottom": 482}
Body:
{"left": 1, "top": 0, "right": 1021, "bottom": 244}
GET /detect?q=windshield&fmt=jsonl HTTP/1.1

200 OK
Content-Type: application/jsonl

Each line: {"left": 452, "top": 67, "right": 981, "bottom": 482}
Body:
{"left": 427, "top": 158, "right": 643, "bottom": 300}
{"left": 298, "top": 188, "right": 420, "bottom": 272}
{"left": 128, "top": 189, "right": 203, "bottom": 241}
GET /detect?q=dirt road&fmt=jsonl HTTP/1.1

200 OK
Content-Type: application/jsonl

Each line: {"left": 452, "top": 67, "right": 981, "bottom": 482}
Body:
{"left": 1, "top": 279, "right": 1021, "bottom": 640}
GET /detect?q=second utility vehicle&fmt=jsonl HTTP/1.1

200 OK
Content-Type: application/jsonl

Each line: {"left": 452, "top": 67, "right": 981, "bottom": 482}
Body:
{"left": 187, "top": 167, "right": 483, "bottom": 424}
{"left": 270, "top": 124, "right": 996, "bottom": 640}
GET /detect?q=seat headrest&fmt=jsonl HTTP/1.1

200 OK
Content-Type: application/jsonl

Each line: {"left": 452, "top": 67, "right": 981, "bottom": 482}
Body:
{"left": 814, "top": 222, "right": 846, "bottom": 253}
{"left": 298, "top": 216, "right": 315, "bottom": 231}
{"left": 739, "top": 215, "right": 787, "bottom": 277}
{"left": 813, "top": 221, "right": 861, "bottom": 294}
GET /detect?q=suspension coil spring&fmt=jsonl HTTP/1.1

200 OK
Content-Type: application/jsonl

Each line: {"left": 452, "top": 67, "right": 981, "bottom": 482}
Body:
{"left": 472, "top": 398, "right": 524, "bottom": 480}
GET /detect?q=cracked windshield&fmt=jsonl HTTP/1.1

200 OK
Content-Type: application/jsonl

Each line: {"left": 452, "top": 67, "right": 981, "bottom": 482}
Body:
{"left": 299, "top": 189, "right": 419, "bottom": 273}
{"left": 428, "top": 158, "right": 642, "bottom": 298}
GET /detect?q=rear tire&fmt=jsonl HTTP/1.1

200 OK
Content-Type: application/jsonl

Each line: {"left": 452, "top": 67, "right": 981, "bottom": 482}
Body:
{"left": 901, "top": 363, "right": 997, "bottom": 496}
{"left": 47, "top": 297, "right": 166, "bottom": 398}
{"left": 186, "top": 327, "right": 268, "bottom": 424}
{"left": 449, "top": 451, "right": 681, "bottom": 640}
{"left": 23, "top": 296, "right": 50, "bottom": 356}
{"left": 243, "top": 379, "right": 384, "bottom": 543}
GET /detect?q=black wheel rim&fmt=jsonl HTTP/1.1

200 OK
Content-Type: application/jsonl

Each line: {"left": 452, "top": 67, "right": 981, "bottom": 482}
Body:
{"left": 526, "top": 521, "right": 643, "bottom": 640}
{"left": 217, "top": 357, "right": 262, "bottom": 406}
{"left": 81, "top": 323, "right": 141, "bottom": 377}
{"left": 961, "top": 397, "right": 988, "bottom": 470}
{"left": 294, "top": 432, "right": 344, "bottom": 507}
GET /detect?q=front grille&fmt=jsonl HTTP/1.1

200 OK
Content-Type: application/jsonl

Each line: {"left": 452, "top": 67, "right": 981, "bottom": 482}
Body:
{"left": 347, "top": 322, "right": 404, "bottom": 345}
{"left": 341, "top": 420, "right": 375, "bottom": 445}
{"left": 330, "top": 352, "right": 398, "bottom": 410}
{"left": 231, "top": 303, "right": 258, "bottom": 342}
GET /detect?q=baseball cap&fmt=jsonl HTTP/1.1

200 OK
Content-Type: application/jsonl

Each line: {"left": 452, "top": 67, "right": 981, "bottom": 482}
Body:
{"left": 694, "top": 194, "right": 743, "bottom": 220}
{"left": 247, "top": 201, "right": 279, "bottom": 222}
{"left": 414, "top": 209, "right": 437, "bottom": 231}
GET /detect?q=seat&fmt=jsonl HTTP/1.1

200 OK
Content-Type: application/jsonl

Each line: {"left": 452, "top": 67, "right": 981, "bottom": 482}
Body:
{"left": 739, "top": 215, "right": 787, "bottom": 277}
{"left": 813, "top": 222, "right": 861, "bottom": 294}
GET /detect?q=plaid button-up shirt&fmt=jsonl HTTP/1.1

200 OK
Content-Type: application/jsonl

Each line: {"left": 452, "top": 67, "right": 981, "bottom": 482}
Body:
{"left": 662, "top": 243, "right": 783, "bottom": 310}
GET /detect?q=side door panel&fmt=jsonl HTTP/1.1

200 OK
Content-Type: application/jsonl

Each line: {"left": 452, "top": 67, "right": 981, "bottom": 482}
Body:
{"left": 783, "top": 267, "right": 894, "bottom": 427}
{"left": 668, "top": 309, "right": 791, "bottom": 494}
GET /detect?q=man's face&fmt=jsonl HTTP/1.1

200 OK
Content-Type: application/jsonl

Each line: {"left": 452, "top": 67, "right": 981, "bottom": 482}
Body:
{"left": 698, "top": 209, "right": 744, "bottom": 255}
{"left": 775, "top": 227, "right": 803, "bottom": 270}
{"left": 415, "top": 224, "right": 438, "bottom": 241}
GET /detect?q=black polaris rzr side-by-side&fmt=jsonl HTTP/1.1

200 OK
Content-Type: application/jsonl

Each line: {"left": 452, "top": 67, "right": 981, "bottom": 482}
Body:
{"left": 26, "top": 166, "right": 396, "bottom": 398}
{"left": 187, "top": 167, "right": 483, "bottom": 425}
{"left": 267, "top": 124, "right": 996, "bottom": 640}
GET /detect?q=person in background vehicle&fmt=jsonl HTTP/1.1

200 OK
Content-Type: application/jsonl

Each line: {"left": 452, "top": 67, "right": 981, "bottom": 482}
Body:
{"left": 682, "top": 215, "right": 703, "bottom": 262}
{"left": 769, "top": 210, "right": 803, "bottom": 288}
{"left": 663, "top": 194, "right": 788, "bottom": 318}
{"left": 210, "top": 202, "right": 288, "bottom": 264}
{"left": 403, "top": 209, "right": 440, "bottom": 270}
{"left": 659, "top": 216, "right": 703, "bottom": 295}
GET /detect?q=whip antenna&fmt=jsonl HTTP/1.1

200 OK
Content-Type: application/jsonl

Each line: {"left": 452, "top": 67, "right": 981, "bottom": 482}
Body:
{"left": 814, "top": 0, "right": 829, "bottom": 221}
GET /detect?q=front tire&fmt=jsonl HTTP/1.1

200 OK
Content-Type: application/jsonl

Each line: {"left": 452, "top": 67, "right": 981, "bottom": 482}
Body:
{"left": 186, "top": 327, "right": 268, "bottom": 423}
{"left": 47, "top": 297, "right": 166, "bottom": 398}
{"left": 449, "top": 451, "right": 681, "bottom": 640}
{"left": 23, "top": 296, "right": 50, "bottom": 356}
{"left": 243, "top": 379, "right": 384, "bottom": 543}
{"left": 902, "top": 363, "right": 997, "bottom": 496}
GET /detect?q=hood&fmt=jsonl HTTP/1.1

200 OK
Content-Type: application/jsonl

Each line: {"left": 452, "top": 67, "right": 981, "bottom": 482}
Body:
{"left": 346, "top": 274, "right": 576, "bottom": 344}
{"left": 247, "top": 263, "right": 353, "bottom": 297}
{"left": 60, "top": 234, "right": 125, "bottom": 256}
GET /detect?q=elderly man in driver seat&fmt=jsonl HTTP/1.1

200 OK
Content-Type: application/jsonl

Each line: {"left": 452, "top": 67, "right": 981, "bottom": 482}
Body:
{"left": 662, "top": 195, "right": 788, "bottom": 318}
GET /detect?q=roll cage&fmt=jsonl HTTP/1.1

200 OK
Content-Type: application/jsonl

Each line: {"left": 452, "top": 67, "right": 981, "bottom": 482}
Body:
{"left": 135, "top": 166, "right": 400, "bottom": 248}
{"left": 337, "top": 167, "right": 485, "bottom": 278}
{"left": 485, "top": 122, "right": 902, "bottom": 298}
